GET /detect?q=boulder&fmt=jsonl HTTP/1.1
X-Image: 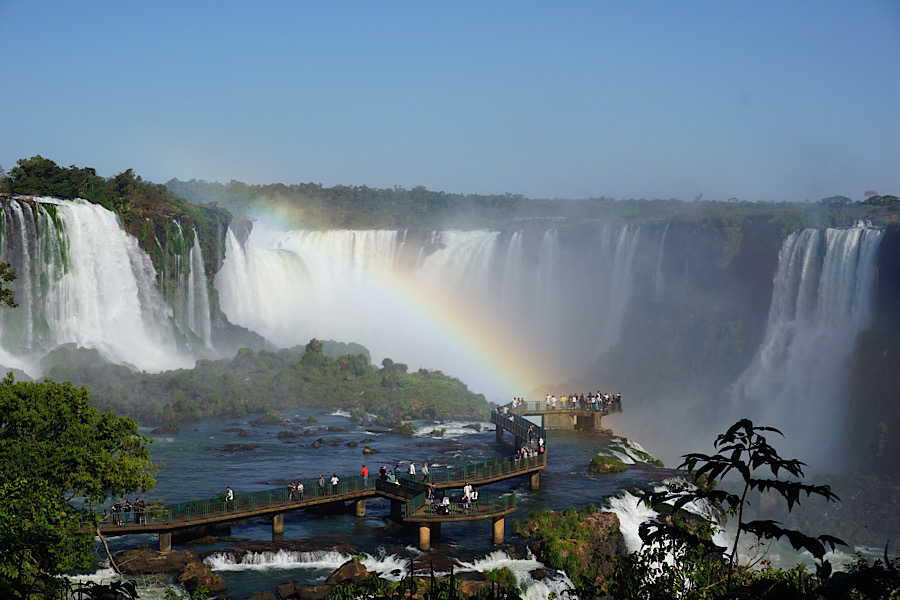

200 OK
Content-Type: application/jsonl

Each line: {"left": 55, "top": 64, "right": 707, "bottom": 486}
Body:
{"left": 311, "top": 438, "right": 328, "bottom": 449}
{"left": 362, "top": 446, "right": 380, "bottom": 454}
{"left": 276, "top": 580, "right": 297, "bottom": 599}
{"left": 151, "top": 423, "right": 179, "bottom": 434}
{"left": 326, "top": 559, "right": 369, "bottom": 585}
{"left": 113, "top": 549, "right": 199, "bottom": 574}
{"left": 327, "top": 426, "right": 347, "bottom": 432}
{"left": 177, "top": 561, "right": 227, "bottom": 594}
{"left": 277, "top": 430, "right": 304, "bottom": 439}
{"left": 345, "top": 440, "right": 358, "bottom": 447}
{"left": 294, "top": 585, "right": 332, "bottom": 600}
{"left": 247, "top": 594, "right": 278, "bottom": 600}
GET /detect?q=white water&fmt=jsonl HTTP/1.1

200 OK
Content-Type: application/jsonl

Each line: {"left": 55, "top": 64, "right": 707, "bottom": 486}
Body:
{"left": 730, "top": 224, "right": 883, "bottom": 470}
{"left": 215, "top": 225, "right": 642, "bottom": 401}
{"left": 0, "top": 198, "right": 194, "bottom": 375}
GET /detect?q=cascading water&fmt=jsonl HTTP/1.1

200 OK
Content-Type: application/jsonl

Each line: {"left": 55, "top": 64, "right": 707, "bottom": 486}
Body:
{"left": 730, "top": 224, "right": 884, "bottom": 470}
{"left": 215, "top": 224, "right": 642, "bottom": 401}
{"left": 0, "top": 197, "right": 197, "bottom": 374}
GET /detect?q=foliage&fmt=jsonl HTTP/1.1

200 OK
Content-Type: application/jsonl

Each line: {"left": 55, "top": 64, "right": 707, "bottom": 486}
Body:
{"left": 0, "top": 375, "right": 156, "bottom": 598}
{"left": 0, "top": 261, "right": 17, "bottom": 308}
{"left": 41, "top": 342, "right": 490, "bottom": 426}
{"left": 166, "top": 177, "right": 900, "bottom": 231}
{"left": 590, "top": 455, "right": 628, "bottom": 473}
{"left": 2, "top": 156, "right": 231, "bottom": 294}
{"left": 604, "top": 419, "right": 900, "bottom": 599}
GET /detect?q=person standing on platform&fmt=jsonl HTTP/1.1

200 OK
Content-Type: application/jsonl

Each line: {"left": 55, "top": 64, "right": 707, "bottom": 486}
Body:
{"left": 361, "top": 464, "right": 369, "bottom": 487}
{"left": 421, "top": 463, "right": 429, "bottom": 483}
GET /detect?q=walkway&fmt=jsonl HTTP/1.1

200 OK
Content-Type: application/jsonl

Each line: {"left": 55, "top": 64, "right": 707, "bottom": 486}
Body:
{"left": 93, "top": 407, "right": 545, "bottom": 551}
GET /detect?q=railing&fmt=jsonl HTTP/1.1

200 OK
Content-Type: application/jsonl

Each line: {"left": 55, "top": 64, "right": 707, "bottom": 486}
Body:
{"left": 96, "top": 413, "right": 550, "bottom": 530}
{"left": 491, "top": 407, "right": 547, "bottom": 447}
{"left": 507, "top": 399, "right": 622, "bottom": 413}
{"left": 405, "top": 488, "right": 515, "bottom": 520}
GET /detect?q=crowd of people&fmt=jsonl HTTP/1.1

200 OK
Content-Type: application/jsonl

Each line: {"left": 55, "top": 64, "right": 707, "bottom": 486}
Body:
{"left": 543, "top": 391, "right": 622, "bottom": 411}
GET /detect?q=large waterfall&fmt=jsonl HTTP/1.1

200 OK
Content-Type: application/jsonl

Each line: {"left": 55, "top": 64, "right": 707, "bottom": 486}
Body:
{"left": 0, "top": 197, "right": 888, "bottom": 469}
{"left": 730, "top": 224, "right": 883, "bottom": 470}
{"left": 215, "top": 224, "right": 641, "bottom": 400}
{"left": 0, "top": 198, "right": 203, "bottom": 375}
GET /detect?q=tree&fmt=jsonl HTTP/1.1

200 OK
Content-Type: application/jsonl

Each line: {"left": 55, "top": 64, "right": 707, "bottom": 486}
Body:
{"left": 619, "top": 419, "right": 869, "bottom": 599}
{"left": 0, "top": 375, "right": 156, "bottom": 597}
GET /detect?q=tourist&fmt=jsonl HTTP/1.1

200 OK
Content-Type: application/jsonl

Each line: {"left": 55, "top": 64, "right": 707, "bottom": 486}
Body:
{"left": 111, "top": 500, "right": 122, "bottom": 526}
{"left": 408, "top": 462, "right": 416, "bottom": 477}
{"left": 379, "top": 465, "right": 387, "bottom": 480}
{"left": 134, "top": 498, "right": 145, "bottom": 524}
{"left": 123, "top": 499, "right": 132, "bottom": 524}
{"left": 330, "top": 473, "right": 339, "bottom": 494}
{"left": 421, "top": 462, "right": 429, "bottom": 483}
{"left": 361, "top": 464, "right": 368, "bottom": 487}
{"left": 297, "top": 481, "right": 304, "bottom": 500}
{"left": 470, "top": 487, "right": 478, "bottom": 513}
{"left": 318, "top": 474, "right": 325, "bottom": 494}
{"left": 226, "top": 487, "right": 234, "bottom": 510}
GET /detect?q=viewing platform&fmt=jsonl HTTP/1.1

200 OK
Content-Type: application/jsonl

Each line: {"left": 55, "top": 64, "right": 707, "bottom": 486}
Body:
{"left": 505, "top": 399, "right": 622, "bottom": 432}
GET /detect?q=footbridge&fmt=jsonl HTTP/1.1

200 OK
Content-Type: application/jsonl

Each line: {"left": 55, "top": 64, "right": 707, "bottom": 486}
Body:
{"left": 93, "top": 408, "right": 544, "bottom": 552}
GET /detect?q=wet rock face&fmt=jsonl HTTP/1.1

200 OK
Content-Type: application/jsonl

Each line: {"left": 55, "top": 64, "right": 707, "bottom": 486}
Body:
{"left": 177, "top": 561, "right": 227, "bottom": 594}
{"left": 326, "top": 559, "right": 369, "bottom": 585}
{"left": 113, "top": 549, "right": 200, "bottom": 574}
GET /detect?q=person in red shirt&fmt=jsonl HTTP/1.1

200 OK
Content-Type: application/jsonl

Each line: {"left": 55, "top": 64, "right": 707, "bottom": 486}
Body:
{"left": 361, "top": 465, "right": 369, "bottom": 487}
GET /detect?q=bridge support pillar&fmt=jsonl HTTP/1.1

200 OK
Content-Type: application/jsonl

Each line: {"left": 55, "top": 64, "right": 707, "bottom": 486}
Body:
{"left": 492, "top": 516, "right": 504, "bottom": 545}
{"left": 495, "top": 424, "right": 503, "bottom": 442}
{"left": 419, "top": 524, "right": 432, "bottom": 551}
{"left": 273, "top": 512, "right": 284, "bottom": 535}
{"left": 390, "top": 500, "right": 402, "bottom": 520}
{"left": 159, "top": 532, "right": 172, "bottom": 552}
{"left": 530, "top": 472, "right": 540, "bottom": 490}
{"left": 355, "top": 499, "right": 366, "bottom": 518}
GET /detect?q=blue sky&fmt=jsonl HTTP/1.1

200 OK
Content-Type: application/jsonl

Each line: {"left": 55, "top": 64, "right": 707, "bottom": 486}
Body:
{"left": 2, "top": 1, "right": 898, "bottom": 202}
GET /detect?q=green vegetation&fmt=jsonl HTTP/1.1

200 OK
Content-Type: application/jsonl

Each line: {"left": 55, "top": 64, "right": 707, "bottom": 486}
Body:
{"left": 1, "top": 156, "right": 231, "bottom": 294}
{"left": 40, "top": 339, "right": 491, "bottom": 426}
{"left": 0, "top": 375, "right": 155, "bottom": 599}
{"left": 166, "top": 176, "right": 900, "bottom": 230}
{"left": 589, "top": 455, "right": 628, "bottom": 473}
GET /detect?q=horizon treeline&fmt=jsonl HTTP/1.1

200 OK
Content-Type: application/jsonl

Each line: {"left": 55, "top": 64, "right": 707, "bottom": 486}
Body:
{"left": 3, "top": 155, "right": 899, "bottom": 230}
{"left": 166, "top": 176, "right": 900, "bottom": 230}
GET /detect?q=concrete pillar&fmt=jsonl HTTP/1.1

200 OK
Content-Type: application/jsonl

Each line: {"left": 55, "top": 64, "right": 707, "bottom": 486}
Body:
{"left": 159, "top": 532, "right": 172, "bottom": 552}
{"left": 355, "top": 499, "right": 366, "bottom": 518}
{"left": 273, "top": 512, "right": 284, "bottom": 534}
{"left": 530, "top": 472, "right": 540, "bottom": 490}
{"left": 391, "top": 499, "right": 402, "bottom": 520}
{"left": 492, "top": 516, "right": 504, "bottom": 545}
{"left": 419, "top": 524, "right": 431, "bottom": 551}
{"left": 495, "top": 424, "right": 503, "bottom": 442}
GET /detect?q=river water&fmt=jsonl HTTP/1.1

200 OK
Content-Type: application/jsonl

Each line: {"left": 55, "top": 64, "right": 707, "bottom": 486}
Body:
{"left": 81, "top": 410, "right": 876, "bottom": 599}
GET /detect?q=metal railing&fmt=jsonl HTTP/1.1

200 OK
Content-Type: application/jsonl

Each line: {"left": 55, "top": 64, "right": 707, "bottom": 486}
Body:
{"left": 405, "top": 488, "right": 515, "bottom": 520}
{"left": 507, "top": 399, "right": 622, "bottom": 413}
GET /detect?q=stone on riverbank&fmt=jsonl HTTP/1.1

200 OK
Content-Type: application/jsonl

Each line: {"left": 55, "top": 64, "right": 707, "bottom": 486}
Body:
{"left": 113, "top": 548, "right": 199, "bottom": 574}
{"left": 177, "top": 561, "right": 227, "bottom": 594}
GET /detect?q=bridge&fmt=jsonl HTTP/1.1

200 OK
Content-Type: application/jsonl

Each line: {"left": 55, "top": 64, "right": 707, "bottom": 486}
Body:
{"left": 506, "top": 398, "right": 622, "bottom": 432}
{"left": 94, "top": 407, "right": 545, "bottom": 552}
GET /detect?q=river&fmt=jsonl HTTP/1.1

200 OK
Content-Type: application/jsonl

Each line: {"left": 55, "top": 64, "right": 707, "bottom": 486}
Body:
{"left": 80, "top": 409, "right": 879, "bottom": 599}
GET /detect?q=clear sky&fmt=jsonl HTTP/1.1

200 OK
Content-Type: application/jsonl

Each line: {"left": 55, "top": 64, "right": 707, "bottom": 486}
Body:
{"left": 2, "top": 1, "right": 898, "bottom": 202}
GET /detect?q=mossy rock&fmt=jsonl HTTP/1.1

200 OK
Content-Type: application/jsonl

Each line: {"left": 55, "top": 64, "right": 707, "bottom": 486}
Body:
{"left": 589, "top": 455, "right": 628, "bottom": 474}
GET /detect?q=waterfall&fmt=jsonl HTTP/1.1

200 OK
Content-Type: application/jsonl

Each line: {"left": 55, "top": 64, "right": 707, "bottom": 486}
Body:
{"left": 653, "top": 224, "right": 669, "bottom": 303}
{"left": 187, "top": 229, "right": 212, "bottom": 347}
{"left": 0, "top": 198, "right": 196, "bottom": 375}
{"left": 215, "top": 224, "right": 640, "bottom": 401}
{"left": 730, "top": 224, "right": 883, "bottom": 470}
